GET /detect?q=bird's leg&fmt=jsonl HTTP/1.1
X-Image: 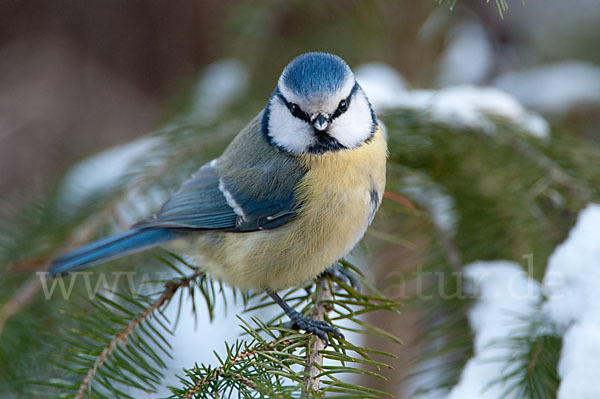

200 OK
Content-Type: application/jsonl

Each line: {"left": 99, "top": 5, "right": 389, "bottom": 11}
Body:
{"left": 323, "top": 264, "right": 361, "bottom": 291}
{"left": 268, "top": 291, "right": 343, "bottom": 345}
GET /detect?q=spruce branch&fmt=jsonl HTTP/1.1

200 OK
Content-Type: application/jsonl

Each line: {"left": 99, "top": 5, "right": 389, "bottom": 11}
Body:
{"left": 488, "top": 319, "right": 562, "bottom": 399}
{"left": 0, "top": 274, "right": 41, "bottom": 335}
{"left": 72, "top": 269, "right": 204, "bottom": 399}
{"left": 178, "top": 339, "right": 290, "bottom": 399}
{"left": 170, "top": 262, "right": 401, "bottom": 398}
{"left": 439, "top": 0, "right": 509, "bottom": 17}
{"left": 1, "top": 204, "right": 125, "bottom": 335}
{"left": 302, "top": 277, "right": 332, "bottom": 396}
{"left": 1, "top": 122, "right": 231, "bottom": 335}
{"left": 433, "top": 215, "right": 462, "bottom": 273}
{"left": 503, "top": 135, "right": 592, "bottom": 206}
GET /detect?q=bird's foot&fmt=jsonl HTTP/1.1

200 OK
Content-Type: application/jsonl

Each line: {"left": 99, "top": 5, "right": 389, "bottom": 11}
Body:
{"left": 282, "top": 309, "right": 344, "bottom": 345}
{"left": 268, "top": 291, "right": 343, "bottom": 345}
{"left": 324, "top": 264, "right": 361, "bottom": 291}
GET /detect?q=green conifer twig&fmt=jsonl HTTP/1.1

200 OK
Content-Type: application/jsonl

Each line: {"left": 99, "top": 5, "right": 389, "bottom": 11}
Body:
{"left": 75, "top": 270, "right": 204, "bottom": 399}
{"left": 179, "top": 339, "right": 289, "bottom": 398}
{"left": 1, "top": 209, "right": 117, "bottom": 335}
{"left": 0, "top": 125, "right": 207, "bottom": 335}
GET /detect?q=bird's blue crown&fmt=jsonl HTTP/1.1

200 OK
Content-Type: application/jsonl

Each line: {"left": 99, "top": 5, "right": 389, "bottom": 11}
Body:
{"left": 280, "top": 53, "right": 352, "bottom": 99}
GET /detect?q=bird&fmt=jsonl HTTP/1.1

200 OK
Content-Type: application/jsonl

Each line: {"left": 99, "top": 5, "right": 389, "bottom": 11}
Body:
{"left": 49, "top": 52, "right": 387, "bottom": 343}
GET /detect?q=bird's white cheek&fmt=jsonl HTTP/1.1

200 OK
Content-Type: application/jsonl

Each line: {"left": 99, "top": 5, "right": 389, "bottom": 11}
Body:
{"left": 329, "top": 94, "right": 373, "bottom": 149}
{"left": 268, "top": 103, "right": 313, "bottom": 154}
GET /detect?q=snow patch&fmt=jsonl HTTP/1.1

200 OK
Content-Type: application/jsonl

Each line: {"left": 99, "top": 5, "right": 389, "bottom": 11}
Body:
{"left": 542, "top": 204, "right": 600, "bottom": 328}
{"left": 191, "top": 59, "right": 249, "bottom": 121}
{"left": 436, "top": 21, "right": 494, "bottom": 87}
{"left": 354, "top": 61, "right": 549, "bottom": 139}
{"left": 355, "top": 63, "right": 408, "bottom": 113}
{"left": 493, "top": 61, "right": 600, "bottom": 115}
{"left": 447, "top": 261, "right": 542, "bottom": 399}
{"left": 401, "top": 175, "right": 457, "bottom": 236}
{"left": 59, "top": 137, "right": 160, "bottom": 206}
{"left": 541, "top": 204, "right": 600, "bottom": 398}
{"left": 414, "top": 86, "right": 549, "bottom": 139}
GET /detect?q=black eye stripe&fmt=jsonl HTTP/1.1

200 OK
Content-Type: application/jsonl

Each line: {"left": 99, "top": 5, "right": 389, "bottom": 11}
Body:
{"left": 277, "top": 93, "right": 311, "bottom": 123}
{"left": 330, "top": 82, "right": 360, "bottom": 121}
{"left": 276, "top": 81, "right": 360, "bottom": 123}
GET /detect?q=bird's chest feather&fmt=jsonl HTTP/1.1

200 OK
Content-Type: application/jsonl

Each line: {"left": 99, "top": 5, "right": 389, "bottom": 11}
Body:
{"left": 294, "top": 128, "right": 387, "bottom": 260}
{"left": 182, "top": 128, "right": 386, "bottom": 291}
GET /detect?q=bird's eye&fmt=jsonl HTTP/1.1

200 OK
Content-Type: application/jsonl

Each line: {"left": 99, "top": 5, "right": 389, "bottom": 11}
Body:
{"left": 290, "top": 103, "right": 301, "bottom": 116}
{"left": 338, "top": 99, "right": 348, "bottom": 112}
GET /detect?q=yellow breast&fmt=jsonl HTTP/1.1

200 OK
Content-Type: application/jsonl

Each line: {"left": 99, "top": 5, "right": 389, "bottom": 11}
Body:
{"left": 295, "top": 126, "right": 387, "bottom": 256}
{"left": 177, "top": 127, "right": 387, "bottom": 291}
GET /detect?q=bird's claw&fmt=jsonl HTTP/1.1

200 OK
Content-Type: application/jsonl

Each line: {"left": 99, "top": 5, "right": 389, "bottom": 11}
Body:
{"left": 283, "top": 310, "right": 344, "bottom": 345}
{"left": 324, "top": 264, "right": 361, "bottom": 291}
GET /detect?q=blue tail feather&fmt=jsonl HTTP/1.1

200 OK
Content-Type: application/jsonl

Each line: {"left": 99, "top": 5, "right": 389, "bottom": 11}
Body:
{"left": 49, "top": 228, "right": 178, "bottom": 276}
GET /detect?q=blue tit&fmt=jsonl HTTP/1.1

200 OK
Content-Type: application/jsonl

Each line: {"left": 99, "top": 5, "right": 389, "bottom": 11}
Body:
{"left": 50, "top": 52, "right": 387, "bottom": 341}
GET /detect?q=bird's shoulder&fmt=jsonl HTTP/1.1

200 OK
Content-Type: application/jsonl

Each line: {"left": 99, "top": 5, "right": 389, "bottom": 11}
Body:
{"left": 134, "top": 112, "right": 307, "bottom": 232}
{"left": 218, "top": 111, "right": 306, "bottom": 202}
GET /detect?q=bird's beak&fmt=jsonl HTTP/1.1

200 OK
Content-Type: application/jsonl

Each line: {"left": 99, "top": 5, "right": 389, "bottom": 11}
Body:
{"left": 312, "top": 113, "right": 329, "bottom": 132}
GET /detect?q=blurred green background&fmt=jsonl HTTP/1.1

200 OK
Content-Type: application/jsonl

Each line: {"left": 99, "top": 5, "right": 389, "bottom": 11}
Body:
{"left": 2, "top": 1, "right": 600, "bottom": 398}
{"left": 3, "top": 0, "right": 598, "bottom": 200}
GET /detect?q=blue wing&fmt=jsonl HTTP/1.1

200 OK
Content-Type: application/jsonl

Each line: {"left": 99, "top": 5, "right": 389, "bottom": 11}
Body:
{"left": 50, "top": 113, "right": 304, "bottom": 275}
{"left": 134, "top": 162, "right": 300, "bottom": 232}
